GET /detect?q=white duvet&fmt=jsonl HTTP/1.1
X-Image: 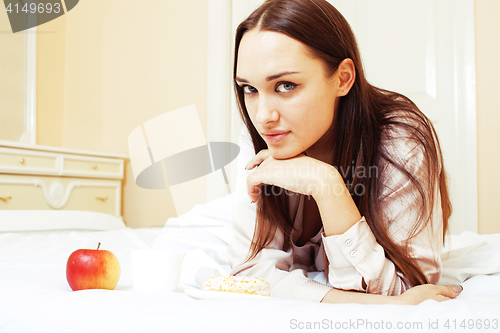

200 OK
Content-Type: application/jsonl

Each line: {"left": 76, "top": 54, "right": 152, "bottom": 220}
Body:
{"left": 1, "top": 195, "right": 500, "bottom": 333}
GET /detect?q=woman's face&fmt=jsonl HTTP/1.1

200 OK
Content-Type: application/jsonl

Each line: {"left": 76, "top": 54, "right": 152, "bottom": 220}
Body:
{"left": 236, "top": 29, "right": 342, "bottom": 161}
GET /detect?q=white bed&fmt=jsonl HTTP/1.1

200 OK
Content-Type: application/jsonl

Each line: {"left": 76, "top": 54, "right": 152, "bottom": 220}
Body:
{"left": 1, "top": 194, "right": 500, "bottom": 333}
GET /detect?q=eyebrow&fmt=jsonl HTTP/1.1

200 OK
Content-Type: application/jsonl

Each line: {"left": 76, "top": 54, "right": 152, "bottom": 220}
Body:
{"left": 235, "top": 71, "right": 299, "bottom": 84}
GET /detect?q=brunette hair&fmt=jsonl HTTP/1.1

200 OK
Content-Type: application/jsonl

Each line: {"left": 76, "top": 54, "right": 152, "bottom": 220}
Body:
{"left": 233, "top": 0, "right": 452, "bottom": 287}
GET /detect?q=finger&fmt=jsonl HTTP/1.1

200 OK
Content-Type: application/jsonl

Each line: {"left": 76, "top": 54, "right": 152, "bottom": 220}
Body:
{"left": 245, "top": 150, "right": 270, "bottom": 170}
{"left": 442, "top": 285, "right": 462, "bottom": 298}
{"left": 247, "top": 175, "right": 264, "bottom": 203}
{"left": 434, "top": 295, "right": 451, "bottom": 302}
{"left": 245, "top": 154, "right": 268, "bottom": 170}
{"left": 248, "top": 183, "right": 262, "bottom": 203}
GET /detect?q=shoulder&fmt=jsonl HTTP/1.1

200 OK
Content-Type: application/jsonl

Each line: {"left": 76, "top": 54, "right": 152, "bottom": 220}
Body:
{"left": 378, "top": 109, "right": 440, "bottom": 169}
{"left": 376, "top": 109, "right": 441, "bottom": 199}
{"left": 374, "top": 110, "right": 444, "bottom": 241}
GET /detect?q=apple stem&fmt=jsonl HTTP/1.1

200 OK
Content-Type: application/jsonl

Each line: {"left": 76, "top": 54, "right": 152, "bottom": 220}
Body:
{"left": 97, "top": 242, "right": 101, "bottom": 250}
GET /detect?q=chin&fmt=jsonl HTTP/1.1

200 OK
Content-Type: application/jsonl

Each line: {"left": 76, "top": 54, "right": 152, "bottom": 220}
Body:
{"left": 268, "top": 146, "right": 301, "bottom": 160}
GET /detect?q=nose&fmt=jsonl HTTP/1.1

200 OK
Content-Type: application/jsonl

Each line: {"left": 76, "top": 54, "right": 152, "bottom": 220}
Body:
{"left": 255, "top": 96, "right": 279, "bottom": 126}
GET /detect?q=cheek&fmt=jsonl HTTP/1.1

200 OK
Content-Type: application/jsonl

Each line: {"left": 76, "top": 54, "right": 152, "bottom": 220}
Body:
{"left": 309, "top": 89, "right": 336, "bottom": 126}
{"left": 247, "top": 110, "right": 258, "bottom": 130}
{"left": 295, "top": 97, "right": 334, "bottom": 130}
{"left": 299, "top": 106, "right": 335, "bottom": 142}
{"left": 318, "top": 109, "right": 335, "bottom": 132}
{"left": 243, "top": 98, "right": 257, "bottom": 122}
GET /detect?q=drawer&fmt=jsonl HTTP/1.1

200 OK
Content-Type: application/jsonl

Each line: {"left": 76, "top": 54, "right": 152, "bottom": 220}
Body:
{"left": 62, "top": 157, "right": 123, "bottom": 179}
{"left": 0, "top": 180, "right": 49, "bottom": 210}
{"left": 0, "top": 148, "right": 59, "bottom": 175}
{"left": 64, "top": 186, "right": 117, "bottom": 216}
{"left": 0, "top": 174, "right": 121, "bottom": 216}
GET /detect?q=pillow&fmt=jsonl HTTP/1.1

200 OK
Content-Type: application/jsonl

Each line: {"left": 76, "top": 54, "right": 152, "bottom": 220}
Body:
{"left": 0, "top": 210, "right": 127, "bottom": 232}
{"left": 154, "top": 194, "right": 234, "bottom": 249}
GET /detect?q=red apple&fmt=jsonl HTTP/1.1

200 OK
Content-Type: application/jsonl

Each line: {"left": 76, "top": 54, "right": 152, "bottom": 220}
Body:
{"left": 66, "top": 242, "right": 121, "bottom": 291}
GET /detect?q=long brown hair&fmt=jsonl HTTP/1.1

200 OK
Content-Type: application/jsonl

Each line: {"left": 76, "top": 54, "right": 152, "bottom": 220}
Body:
{"left": 233, "top": 0, "right": 452, "bottom": 288}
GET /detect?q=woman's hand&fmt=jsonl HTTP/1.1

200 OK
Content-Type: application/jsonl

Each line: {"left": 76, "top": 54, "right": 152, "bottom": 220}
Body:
{"left": 244, "top": 149, "right": 339, "bottom": 203}
{"left": 246, "top": 149, "right": 361, "bottom": 235}
{"left": 394, "top": 284, "right": 463, "bottom": 305}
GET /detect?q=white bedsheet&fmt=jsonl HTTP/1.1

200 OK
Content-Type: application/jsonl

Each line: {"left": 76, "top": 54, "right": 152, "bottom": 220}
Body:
{"left": 1, "top": 196, "right": 500, "bottom": 333}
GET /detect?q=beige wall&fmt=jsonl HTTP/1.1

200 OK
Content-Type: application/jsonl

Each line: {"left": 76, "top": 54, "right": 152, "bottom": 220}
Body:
{"left": 37, "top": 16, "right": 65, "bottom": 147}
{"left": 35, "top": 0, "right": 500, "bottom": 232}
{"left": 475, "top": 0, "right": 500, "bottom": 234}
{"left": 37, "top": 0, "right": 207, "bottom": 228}
{"left": 0, "top": 10, "right": 25, "bottom": 141}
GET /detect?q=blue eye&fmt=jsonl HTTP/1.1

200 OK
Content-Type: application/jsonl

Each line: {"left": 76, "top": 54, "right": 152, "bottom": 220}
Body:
{"left": 242, "top": 85, "right": 257, "bottom": 94}
{"left": 276, "top": 82, "right": 297, "bottom": 93}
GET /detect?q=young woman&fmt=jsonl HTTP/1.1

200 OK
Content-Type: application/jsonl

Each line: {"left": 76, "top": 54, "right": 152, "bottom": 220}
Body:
{"left": 226, "top": 0, "right": 462, "bottom": 305}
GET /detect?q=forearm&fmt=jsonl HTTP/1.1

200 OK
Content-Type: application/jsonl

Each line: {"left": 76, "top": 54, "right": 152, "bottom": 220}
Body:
{"left": 321, "top": 288, "right": 400, "bottom": 305}
{"left": 313, "top": 166, "right": 362, "bottom": 236}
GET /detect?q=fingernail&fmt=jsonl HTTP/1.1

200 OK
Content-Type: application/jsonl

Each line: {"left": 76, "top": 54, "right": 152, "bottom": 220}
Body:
{"left": 452, "top": 285, "right": 463, "bottom": 293}
{"left": 250, "top": 200, "right": 255, "bottom": 204}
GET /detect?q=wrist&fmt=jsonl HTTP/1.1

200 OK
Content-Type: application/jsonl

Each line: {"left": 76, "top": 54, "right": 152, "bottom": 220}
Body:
{"left": 311, "top": 165, "right": 362, "bottom": 236}
{"left": 312, "top": 164, "right": 345, "bottom": 200}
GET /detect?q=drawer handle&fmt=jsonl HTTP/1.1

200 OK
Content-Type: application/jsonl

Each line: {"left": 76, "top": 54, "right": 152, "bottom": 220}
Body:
{"left": 19, "top": 158, "right": 25, "bottom": 164}
{"left": 0, "top": 196, "right": 12, "bottom": 203}
{"left": 91, "top": 164, "right": 98, "bottom": 170}
{"left": 96, "top": 196, "right": 108, "bottom": 202}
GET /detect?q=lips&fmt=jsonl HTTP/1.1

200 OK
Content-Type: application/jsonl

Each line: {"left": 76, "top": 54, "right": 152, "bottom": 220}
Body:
{"left": 262, "top": 131, "right": 290, "bottom": 143}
